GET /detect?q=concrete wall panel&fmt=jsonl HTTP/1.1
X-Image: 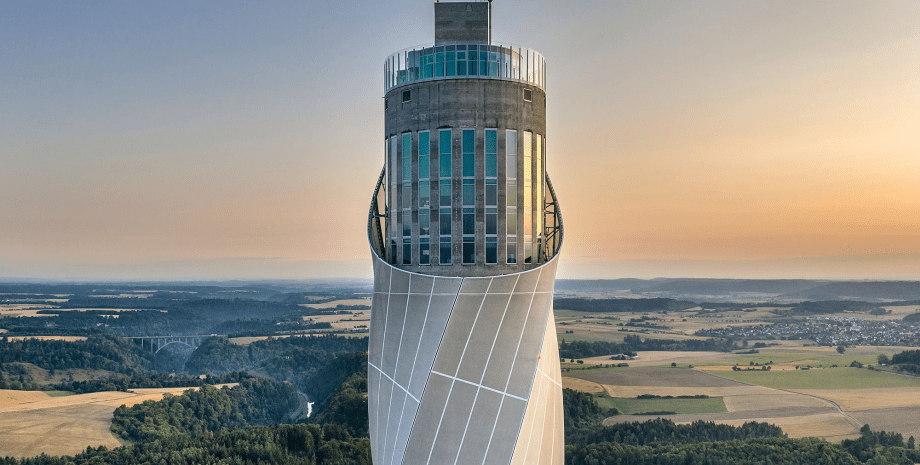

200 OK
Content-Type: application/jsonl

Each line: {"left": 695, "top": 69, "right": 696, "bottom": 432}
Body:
{"left": 369, "top": 254, "right": 562, "bottom": 465}
{"left": 382, "top": 293, "right": 408, "bottom": 374}
{"left": 455, "top": 388, "right": 502, "bottom": 465}
{"left": 429, "top": 380, "right": 477, "bottom": 465}
{"left": 431, "top": 293, "right": 485, "bottom": 375}
{"left": 456, "top": 292, "right": 511, "bottom": 382}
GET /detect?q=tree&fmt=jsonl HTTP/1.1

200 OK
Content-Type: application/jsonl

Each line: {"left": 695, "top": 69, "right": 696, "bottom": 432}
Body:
{"left": 908, "top": 436, "right": 915, "bottom": 450}
{"left": 878, "top": 354, "right": 890, "bottom": 365}
{"left": 837, "top": 345, "right": 846, "bottom": 355}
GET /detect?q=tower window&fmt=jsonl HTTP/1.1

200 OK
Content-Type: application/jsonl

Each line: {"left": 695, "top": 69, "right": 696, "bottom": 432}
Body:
{"left": 523, "top": 88, "right": 533, "bottom": 102}
{"left": 402, "top": 90, "right": 411, "bottom": 102}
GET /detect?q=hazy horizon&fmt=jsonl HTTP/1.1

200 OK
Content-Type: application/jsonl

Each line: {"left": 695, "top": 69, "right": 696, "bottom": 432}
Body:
{"left": 3, "top": 1, "right": 918, "bottom": 281}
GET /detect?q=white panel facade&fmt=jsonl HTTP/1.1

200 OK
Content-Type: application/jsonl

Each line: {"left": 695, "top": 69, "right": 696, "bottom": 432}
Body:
{"left": 368, "top": 254, "right": 562, "bottom": 465}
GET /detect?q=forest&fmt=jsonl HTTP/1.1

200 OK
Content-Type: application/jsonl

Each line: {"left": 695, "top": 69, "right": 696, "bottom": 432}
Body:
{"left": 559, "top": 334, "right": 737, "bottom": 359}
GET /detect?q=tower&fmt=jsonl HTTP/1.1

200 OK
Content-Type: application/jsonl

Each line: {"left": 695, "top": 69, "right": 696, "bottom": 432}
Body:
{"left": 367, "top": 2, "right": 563, "bottom": 464}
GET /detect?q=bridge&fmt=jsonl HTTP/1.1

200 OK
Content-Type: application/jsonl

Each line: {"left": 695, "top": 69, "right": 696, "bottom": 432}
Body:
{"left": 128, "top": 334, "right": 225, "bottom": 354}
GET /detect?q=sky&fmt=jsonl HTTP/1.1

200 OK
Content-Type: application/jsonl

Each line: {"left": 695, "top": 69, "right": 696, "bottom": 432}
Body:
{"left": 1, "top": 0, "right": 918, "bottom": 281}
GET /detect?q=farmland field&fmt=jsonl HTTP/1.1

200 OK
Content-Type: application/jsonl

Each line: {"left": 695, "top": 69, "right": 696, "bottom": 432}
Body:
{"left": 597, "top": 395, "right": 727, "bottom": 415}
{"left": 0, "top": 385, "right": 234, "bottom": 458}
{"left": 704, "top": 366, "right": 920, "bottom": 389}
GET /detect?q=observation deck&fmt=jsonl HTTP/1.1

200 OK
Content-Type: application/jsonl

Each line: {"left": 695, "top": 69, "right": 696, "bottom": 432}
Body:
{"left": 384, "top": 43, "right": 546, "bottom": 93}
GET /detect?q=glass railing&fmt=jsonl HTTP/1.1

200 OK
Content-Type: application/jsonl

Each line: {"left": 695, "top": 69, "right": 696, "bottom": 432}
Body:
{"left": 384, "top": 43, "right": 546, "bottom": 93}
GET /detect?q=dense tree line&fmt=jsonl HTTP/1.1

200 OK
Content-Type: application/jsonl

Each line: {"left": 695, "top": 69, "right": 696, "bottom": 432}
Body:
{"left": 559, "top": 334, "right": 736, "bottom": 359}
{"left": 0, "top": 335, "right": 154, "bottom": 389}
{"left": 571, "top": 419, "right": 786, "bottom": 446}
{"left": 554, "top": 298, "right": 697, "bottom": 313}
{"left": 0, "top": 423, "right": 370, "bottom": 465}
{"left": 184, "top": 335, "right": 367, "bottom": 407}
{"left": 567, "top": 437, "right": 863, "bottom": 465}
{"left": 890, "top": 349, "right": 920, "bottom": 376}
{"left": 53, "top": 372, "right": 253, "bottom": 394}
{"left": 313, "top": 372, "right": 369, "bottom": 438}
{"left": 111, "top": 378, "right": 300, "bottom": 442}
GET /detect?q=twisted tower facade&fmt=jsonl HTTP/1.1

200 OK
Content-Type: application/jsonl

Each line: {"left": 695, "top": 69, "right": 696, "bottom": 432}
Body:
{"left": 367, "top": 3, "right": 563, "bottom": 464}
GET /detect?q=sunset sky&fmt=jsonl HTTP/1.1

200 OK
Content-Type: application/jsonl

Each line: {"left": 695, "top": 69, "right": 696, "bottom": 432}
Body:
{"left": 2, "top": 1, "right": 918, "bottom": 280}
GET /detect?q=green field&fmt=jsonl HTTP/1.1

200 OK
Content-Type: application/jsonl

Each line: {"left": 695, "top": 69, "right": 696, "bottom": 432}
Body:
{"left": 595, "top": 395, "right": 727, "bottom": 415}
{"left": 717, "top": 347, "right": 903, "bottom": 368}
{"left": 709, "top": 367, "right": 920, "bottom": 390}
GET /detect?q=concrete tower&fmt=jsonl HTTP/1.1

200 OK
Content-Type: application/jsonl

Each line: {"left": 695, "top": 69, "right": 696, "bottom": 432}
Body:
{"left": 367, "top": 2, "right": 563, "bottom": 464}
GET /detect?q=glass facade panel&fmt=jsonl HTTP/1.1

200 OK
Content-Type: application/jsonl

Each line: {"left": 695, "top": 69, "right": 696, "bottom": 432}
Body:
{"left": 440, "top": 180, "right": 451, "bottom": 207}
{"left": 419, "top": 131, "right": 430, "bottom": 180}
{"left": 485, "top": 208, "right": 497, "bottom": 235}
{"left": 507, "top": 237, "right": 517, "bottom": 264}
{"left": 535, "top": 134, "right": 543, "bottom": 262}
{"left": 419, "top": 237, "right": 430, "bottom": 265}
{"left": 402, "top": 182, "right": 411, "bottom": 209}
{"left": 485, "top": 129, "right": 497, "bottom": 177}
{"left": 419, "top": 209, "right": 430, "bottom": 236}
{"left": 384, "top": 43, "right": 546, "bottom": 93}
{"left": 485, "top": 180, "right": 497, "bottom": 206}
{"left": 486, "top": 237, "right": 497, "bottom": 264}
{"left": 506, "top": 130, "right": 517, "bottom": 179}
{"left": 506, "top": 209, "right": 516, "bottom": 235}
{"left": 463, "top": 208, "right": 475, "bottom": 235}
{"left": 439, "top": 210, "right": 451, "bottom": 235}
{"left": 439, "top": 129, "right": 451, "bottom": 178}
{"left": 462, "top": 180, "right": 475, "bottom": 206}
{"left": 439, "top": 237, "right": 451, "bottom": 264}
{"left": 402, "top": 133, "right": 411, "bottom": 181}
{"left": 523, "top": 131, "right": 533, "bottom": 264}
{"left": 419, "top": 180, "right": 430, "bottom": 208}
{"left": 462, "top": 236, "right": 475, "bottom": 264}
{"left": 462, "top": 129, "right": 475, "bottom": 177}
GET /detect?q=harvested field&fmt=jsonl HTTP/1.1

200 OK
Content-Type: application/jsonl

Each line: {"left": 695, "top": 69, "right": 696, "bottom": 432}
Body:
{"left": 599, "top": 396, "right": 727, "bottom": 415}
{"left": 580, "top": 351, "right": 733, "bottom": 367}
{"left": 792, "top": 387, "right": 920, "bottom": 411}
{"left": 705, "top": 366, "right": 920, "bottom": 389}
{"left": 300, "top": 298, "right": 371, "bottom": 309}
{"left": 306, "top": 310, "right": 371, "bottom": 330}
{"left": 0, "top": 404, "right": 122, "bottom": 457}
{"left": 605, "top": 409, "right": 857, "bottom": 441}
{"left": 561, "top": 377, "right": 605, "bottom": 393}
{"left": 0, "top": 385, "right": 236, "bottom": 458}
{"left": 849, "top": 407, "right": 920, "bottom": 442}
{"left": 569, "top": 367, "right": 745, "bottom": 388}
{"left": 0, "top": 390, "right": 51, "bottom": 410}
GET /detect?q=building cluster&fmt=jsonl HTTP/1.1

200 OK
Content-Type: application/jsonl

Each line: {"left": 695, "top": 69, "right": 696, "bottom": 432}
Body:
{"left": 697, "top": 317, "right": 920, "bottom": 347}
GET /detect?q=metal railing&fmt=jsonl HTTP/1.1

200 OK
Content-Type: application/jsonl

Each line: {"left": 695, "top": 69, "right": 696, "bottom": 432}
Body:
{"left": 384, "top": 42, "right": 546, "bottom": 93}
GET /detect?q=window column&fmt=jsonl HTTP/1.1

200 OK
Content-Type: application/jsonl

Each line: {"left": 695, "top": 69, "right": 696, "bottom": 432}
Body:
{"left": 506, "top": 130, "right": 517, "bottom": 264}
{"left": 388, "top": 135, "right": 398, "bottom": 264}
{"left": 523, "top": 131, "right": 533, "bottom": 264}
{"left": 534, "top": 134, "right": 543, "bottom": 264}
{"left": 402, "top": 133, "right": 412, "bottom": 265}
{"left": 438, "top": 129, "right": 452, "bottom": 265}
{"left": 462, "top": 129, "right": 476, "bottom": 264}
{"left": 418, "top": 131, "right": 431, "bottom": 265}
{"left": 484, "top": 129, "right": 498, "bottom": 264}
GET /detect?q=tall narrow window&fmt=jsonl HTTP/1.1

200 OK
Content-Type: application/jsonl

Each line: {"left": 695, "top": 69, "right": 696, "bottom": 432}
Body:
{"left": 438, "top": 129, "right": 452, "bottom": 265}
{"left": 462, "top": 129, "right": 475, "bottom": 264}
{"left": 523, "top": 131, "right": 533, "bottom": 264}
{"left": 484, "top": 129, "right": 498, "bottom": 264}
{"left": 534, "top": 134, "right": 543, "bottom": 263}
{"left": 506, "top": 130, "right": 517, "bottom": 264}
{"left": 388, "top": 135, "right": 398, "bottom": 264}
{"left": 402, "top": 133, "right": 412, "bottom": 264}
{"left": 420, "top": 237, "right": 430, "bottom": 265}
{"left": 418, "top": 131, "right": 430, "bottom": 264}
